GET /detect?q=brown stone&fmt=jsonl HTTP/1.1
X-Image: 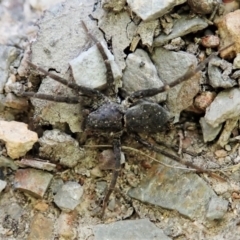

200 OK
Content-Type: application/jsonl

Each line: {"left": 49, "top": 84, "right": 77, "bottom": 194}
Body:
{"left": 28, "top": 213, "right": 53, "bottom": 240}
{"left": 14, "top": 168, "right": 53, "bottom": 198}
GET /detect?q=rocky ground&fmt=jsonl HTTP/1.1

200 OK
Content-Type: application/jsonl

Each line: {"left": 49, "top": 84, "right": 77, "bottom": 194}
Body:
{"left": 1, "top": 0, "right": 240, "bottom": 239}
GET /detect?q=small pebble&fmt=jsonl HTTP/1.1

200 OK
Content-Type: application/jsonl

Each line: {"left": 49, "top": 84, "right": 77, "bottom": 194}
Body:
{"left": 215, "top": 149, "right": 228, "bottom": 158}
{"left": 225, "top": 144, "right": 231, "bottom": 151}
{"left": 194, "top": 91, "right": 216, "bottom": 111}
{"left": 206, "top": 197, "right": 228, "bottom": 220}
{"left": 187, "top": 0, "right": 215, "bottom": 14}
{"left": 0, "top": 180, "right": 7, "bottom": 193}
{"left": 233, "top": 53, "right": 240, "bottom": 69}
{"left": 201, "top": 35, "right": 220, "bottom": 48}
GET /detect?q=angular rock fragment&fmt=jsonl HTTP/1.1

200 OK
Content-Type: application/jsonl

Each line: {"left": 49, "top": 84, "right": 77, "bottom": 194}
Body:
{"left": 127, "top": 0, "right": 185, "bottom": 21}
{"left": 206, "top": 196, "right": 228, "bottom": 220}
{"left": 123, "top": 49, "right": 165, "bottom": 103}
{"left": 0, "top": 121, "right": 38, "bottom": 159}
{"left": 208, "top": 56, "right": 236, "bottom": 88}
{"left": 93, "top": 218, "right": 171, "bottom": 240}
{"left": 14, "top": 168, "right": 53, "bottom": 198}
{"left": 54, "top": 181, "right": 83, "bottom": 211}
{"left": 39, "top": 129, "right": 84, "bottom": 168}
{"left": 154, "top": 15, "right": 208, "bottom": 46}
{"left": 216, "top": 9, "right": 240, "bottom": 58}
{"left": 200, "top": 117, "right": 222, "bottom": 143}
{"left": 205, "top": 88, "right": 240, "bottom": 127}
{"left": 151, "top": 47, "right": 199, "bottom": 121}
{"left": 69, "top": 42, "right": 122, "bottom": 90}
{"left": 128, "top": 158, "right": 218, "bottom": 220}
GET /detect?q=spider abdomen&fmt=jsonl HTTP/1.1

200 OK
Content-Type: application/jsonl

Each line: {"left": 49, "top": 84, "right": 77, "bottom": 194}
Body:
{"left": 125, "top": 101, "right": 169, "bottom": 133}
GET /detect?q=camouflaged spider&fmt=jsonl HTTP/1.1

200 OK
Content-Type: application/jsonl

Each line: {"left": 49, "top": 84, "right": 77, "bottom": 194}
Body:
{"left": 21, "top": 21, "right": 232, "bottom": 218}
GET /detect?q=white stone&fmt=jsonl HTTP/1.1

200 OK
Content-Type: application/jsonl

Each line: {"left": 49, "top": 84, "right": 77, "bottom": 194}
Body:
{"left": 69, "top": 42, "right": 122, "bottom": 90}
{"left": 0, "top": 180, "right": 7, "bottom": 192}
{"left": 205, "top": 88, "right": 240, "bottom": 127}
{"left": 233, "top": 53, "right": 240, "bottom": 69}
{"left": 127, "top": 0, "right": 186, "bottom": 21}
{"left": 0, "top": 121, "right": 38, "bottom": 159}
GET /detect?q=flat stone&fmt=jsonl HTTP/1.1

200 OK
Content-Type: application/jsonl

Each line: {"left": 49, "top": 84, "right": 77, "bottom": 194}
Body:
{"left": 39, "top": 129, "right": 84, "bottom": 168}
{"left": 33, "top": 201, "right": 49, "bottom": 212}
{"left": 0, "top": 180, "right": 7, "bottom": 193}
{"left": 0, "top": 45, "right": 21, "bottom": 93}
{"left": 136, "top": 20, "right": 159, "bottom": 48}
{"left": 97, "top": 10, "right": 136, "bottom": 70}
{"left": 205, "top": 88, "right": 240, "bottom": 127}
{"left": 200, "top": 117, "right": 222, "bottom": 143}
{"left": 233, "top": 53, "right": 240, "bottom": 69}
{"left": 28, "top": 213, "right": 54, "bottom": 240}
{"left": 14, "top": 168, "right": 53, "bottom": 198}
{"left": 4, "top": 93, "right": 28, "bottom": 110}
{"left": 93, "top": 218, "right": 171, "bottom": 240}
{"left": 0, "top": 121, "right": 38, "bottom": 159}
{"left": 18, "top": 158, "right": 56, "bottom": 172}
{"left": 154, "top": 15, "right": 208, "bottom": 46}
{"left": 127, "top": 0, "right": 186, "bottom": 21}
{"left": 206, "top": 196, "right": 228, "bottom": 220}
{"left": 5, "top": 203, "right": 23, "bottom": 221}
{"left": 69, "top": 41, "right": 121, "bottom": 90}
{"left": 151, "top": 48, "right": 199, "bottom": 121}
{"left": 0, "top": 155, "right": 18, "bottom": 170}
{"left": 217, "top": 9, "right": 240, "bottom": 59}
{"left": 128, "top": 158, "right": 217, "bottom": 220}
{"left": 56, "top": 212, "right": 77, "bottom": 239}
{"left": 102, "top": 0, "right": 126, "bottom": 12}
{"left": 188, "top": 0, "right": 215, "bottom": 14}
{"left": 123, "top": 49, "right": 166, "bottom": 103}
{"left": 54, "top": 181, "right": 83, "bottom": 211}
{"left": 217, "top": 117, "right": 239, "bottom": 147}
{"left": 208, "top": 56, "right": 236, "bottom": 88}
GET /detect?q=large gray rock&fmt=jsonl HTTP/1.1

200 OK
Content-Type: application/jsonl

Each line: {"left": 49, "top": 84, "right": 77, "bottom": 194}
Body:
{"left": 93, "top": 218, "right": 171, "bottom": 240}
{"left": 127, "top": 0, "right": 186, "bottom": 21}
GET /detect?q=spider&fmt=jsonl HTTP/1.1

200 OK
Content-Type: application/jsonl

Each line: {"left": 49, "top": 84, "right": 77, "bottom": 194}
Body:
{"left": 20, "top": 21, "right": 232, "bottom": 218}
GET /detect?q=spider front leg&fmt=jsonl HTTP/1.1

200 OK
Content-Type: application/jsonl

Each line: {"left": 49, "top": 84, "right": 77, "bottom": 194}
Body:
{"left": 101, "top": 138, "right": 121, "bottom": 218}
{"left": 21, "top": 91, "right": 80, "bottom": 104}
{"left": 22, "top": 61, "right": 106, "bottom": 100}
{"left": 129, "top": 43, "right": 235, "bottom": 101}
{"left": 81, "top": 21, "right": 116, "bottom": 97}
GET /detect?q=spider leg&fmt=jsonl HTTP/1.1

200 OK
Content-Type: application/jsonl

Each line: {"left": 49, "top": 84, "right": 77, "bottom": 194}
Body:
{"left": 20, "top": 92, "right": 80, "bottom": 103}
{"left": 101, "top": 138, "right": 121, "bottom": 218}
{"left": 81, "top": 21, "right": 115, "bottom": 96}
{"left": 133, "top": 134, "right": 226, "bottom": 181}
{"left": 129, "top": 43, "right": 235, "bottom": 100}
{"left": 27, "top": 61, "right": 106, "bottom": 100}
